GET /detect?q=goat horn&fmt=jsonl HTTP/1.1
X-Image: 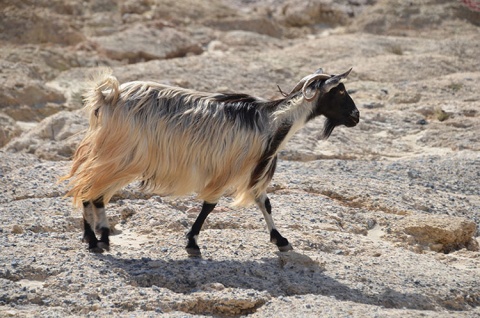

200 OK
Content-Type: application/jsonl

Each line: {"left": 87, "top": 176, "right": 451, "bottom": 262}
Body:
{"left": 287, "top": 72, "right": 331, "bottom": 99}
{"left": 322, "top": 68, "right": 353, "bottom": 93}
{"left": 324, "top": 68, "right": 352, "bottom": 85}
{"left": 301, "top": 73, "right": 331, "bottom": 101}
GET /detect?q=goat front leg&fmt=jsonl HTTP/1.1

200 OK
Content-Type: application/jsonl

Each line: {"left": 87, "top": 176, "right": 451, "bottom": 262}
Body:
{"left": 186, "top": 201, "right": 217, "bottom": 257}
{"left": 92, "top": 197, "right": 110, "bottom": 252}
{"left": 82, "top": 201, "right": 100, "bottom": 252}
{"left": 256, "top": 193, "right": 293, "bottom": 252}
{"left": 82, "top": 196, "right": 110, "bottom": 253}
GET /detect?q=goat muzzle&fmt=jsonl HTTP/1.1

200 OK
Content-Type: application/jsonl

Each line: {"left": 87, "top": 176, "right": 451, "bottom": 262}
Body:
{"left": 346, "top": 109, "right": 360, "bottom": 127}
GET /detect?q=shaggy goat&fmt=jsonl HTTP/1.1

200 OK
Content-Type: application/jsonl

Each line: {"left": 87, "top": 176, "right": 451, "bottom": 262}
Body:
{"left": 61, "top": 68, "right": 359, "bottom": 255}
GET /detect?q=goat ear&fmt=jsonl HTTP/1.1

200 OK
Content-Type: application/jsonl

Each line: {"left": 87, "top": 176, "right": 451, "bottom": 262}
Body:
{"left": 322, "top": 68, "right": 352, "bottom": 93}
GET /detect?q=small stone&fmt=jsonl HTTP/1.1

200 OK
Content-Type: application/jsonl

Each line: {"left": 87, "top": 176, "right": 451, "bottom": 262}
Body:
{"left": 416, "top": 119, "right": 428, "bottom": 125}
{"left": 12, "top": 225, "right": 23, "bottom": 234}
{"left": 363, "top": 102, "right": 384, "bottom": 109}
{"left": 366, "top": 219, "right": 376, "bottom": 229}
{"left": 429, "top": 243, "right": 444, "bottom": 252}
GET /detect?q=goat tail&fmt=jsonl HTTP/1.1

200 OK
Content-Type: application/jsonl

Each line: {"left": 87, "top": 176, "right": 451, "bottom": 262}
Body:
{"left": 59, "top": 68, "right": 122, "bottom": 207}
{"left": 84, "top": 68, "right": 120, "bottom": 129}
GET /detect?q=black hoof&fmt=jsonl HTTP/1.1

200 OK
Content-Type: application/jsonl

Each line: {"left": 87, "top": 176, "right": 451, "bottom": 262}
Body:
{"left": 98, "top": 241, "right": 110, "bottom": 252}
{"left": 270, "top": 229, "right": 292, "bottom": 251}
{"left": 89, "top": 246, "right": 105, "bottom": 253}
{"left": 85, "top": 236, "right": 106, "bottom": 253}
{"left": 278, "top": 243, "right": 294, "bottom": 252}
{"left": 186, "top": 234, "right": 201, "bottom": 257}
{"left": 186, "top": 246, "right": 202, "bottom": 257}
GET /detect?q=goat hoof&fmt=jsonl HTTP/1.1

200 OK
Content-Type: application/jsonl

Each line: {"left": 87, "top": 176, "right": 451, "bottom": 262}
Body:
{"left": 278, "top": 243, "right": 293, "bottom": 252}
{"left": 88, "top": 246, "right": 105, "bottom": 253}
{"left": 186, "top": 247, "right": 202, "bottom": 257}
{"left": 98, "top": 242, "right": 110, "bottom": 251}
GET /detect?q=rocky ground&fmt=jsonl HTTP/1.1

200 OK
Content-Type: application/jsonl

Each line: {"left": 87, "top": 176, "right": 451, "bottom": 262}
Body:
{"left": 1, "top": 0, "right": 480, "bottom": 317}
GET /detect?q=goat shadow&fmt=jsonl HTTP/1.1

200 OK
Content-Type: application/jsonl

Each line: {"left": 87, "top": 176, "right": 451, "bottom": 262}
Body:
{"left": 98, "top": 251, "right": 436, "bottom": 311}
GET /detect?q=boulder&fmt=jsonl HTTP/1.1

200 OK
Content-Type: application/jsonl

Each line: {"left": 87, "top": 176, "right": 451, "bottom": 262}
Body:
{"left": 5, "top": 110, "right": 87, "bottom": 161}
{"left": 0, "top": 61, "right": 66, "bottom": 121}
{"left": 392, "top": 214, "right": 479, "bottom": 253}
{"left": 350, "top": 0, "right": 480, "bottom": 35}
{"left": 0, "top": 6, "right": 85, "bottom": 45}
{"left": 91, "top": 25, "right": 203, "bottom": 63}
{"left": 278, "top": 0, "right": 351, "bottom": 27}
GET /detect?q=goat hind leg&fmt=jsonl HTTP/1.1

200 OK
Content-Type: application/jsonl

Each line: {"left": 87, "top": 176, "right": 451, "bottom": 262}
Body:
{"left": 256, "top": 193, "right": 293, "bottom": 252}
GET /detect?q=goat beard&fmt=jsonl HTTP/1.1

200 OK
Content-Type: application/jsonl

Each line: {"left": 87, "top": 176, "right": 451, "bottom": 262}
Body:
{"left": 322, "top": 118, "right": 337, "bottom": 139}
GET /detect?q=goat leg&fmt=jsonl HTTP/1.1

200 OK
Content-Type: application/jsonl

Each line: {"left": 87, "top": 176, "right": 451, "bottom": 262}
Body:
{"left": 186, "top": 201, "right": 217, "bottom": 257}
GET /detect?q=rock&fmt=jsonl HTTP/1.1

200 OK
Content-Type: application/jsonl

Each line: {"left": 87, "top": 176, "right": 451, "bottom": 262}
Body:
{"left": 0, "top": 113, "right": 22, "bottom": 147}
{"left": 11, "top": 224, "right": 23, "bottom": 234}
{"left": 148, "top": 0, "right": 236, "bottom": 23}
{"left": 91, "top": 25, "right": 203, "bottom": 63}
{"left": 0, "top": 6, "right": 85, "bottom": 45}
{"left": 392, "top": 215, "right": 478, "bottom": 253}
{"left": 350, "top": 0, "right": 479, "bottom": 35}
{"left": 205, "top": 17, "right": 283, "bottom": 38}
{"left": 5, "top": 111, "right": 87, "bottom": 160}
{"left": 0, "top": 61, "right": 66, "bottom": 121}
{"left": 218, "top": 31, "right": 282, "bottom": 51}
{"left": 279, "top": 0, "right": 352, "bottom": 27}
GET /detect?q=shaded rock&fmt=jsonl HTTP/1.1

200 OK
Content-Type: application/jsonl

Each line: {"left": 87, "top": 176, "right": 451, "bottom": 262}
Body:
{"left": 91, "top": 25, "right": 203, "bottom": 63}
{"left": 149, "top": 0, "right": 235, "bottom": 23}
{"left": 279, "top": 0, "right": 352, "bottom": 27}
{"left": 0, "top": 113, "right": 22, "bottom": 147}
{"left": 457, "top": 2, "right": 480, "bottom": 26}
{"left": 0, "top": 61, "right": 66, "bottom": 121}
{"left": 119, "top": 0, "right": 152, "bottom": 15}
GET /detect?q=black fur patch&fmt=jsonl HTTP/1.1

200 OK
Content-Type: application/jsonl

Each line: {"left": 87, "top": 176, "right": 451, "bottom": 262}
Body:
{"left": 83, "top": 219, "right": 98, "bottom": 249}
{"left": 99, "top": 227, "right": 110, "bottom": 246}
{"left": 213, "top": 93, "right": 262, "bottom": 129}
{"left": 213, "top": 93, "right": 285, "bottom": 130}
{"left": 265, "top": 197, "right": 272, "bottom": 215}
{"left": 322, "top": 118, "right": 337, "bottom": 139}
{"left": 93, "top": 197, "right": 104, "bottom": 209}
{"left": 250, "top": 124, "right": 290, "bottom": 188}
{"left": 186, "top": 202, "right": 217, "bottom": 255}
{"left": 270, "top": 229, "right": 289, "bottom": 247}
{"left": 213, "top": 93, "right": 259, "bottom": 105}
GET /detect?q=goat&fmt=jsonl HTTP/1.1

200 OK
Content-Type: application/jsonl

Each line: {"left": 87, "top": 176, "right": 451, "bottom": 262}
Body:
{"left": 61, "top": 68, "right": 359, "bottom": 255}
